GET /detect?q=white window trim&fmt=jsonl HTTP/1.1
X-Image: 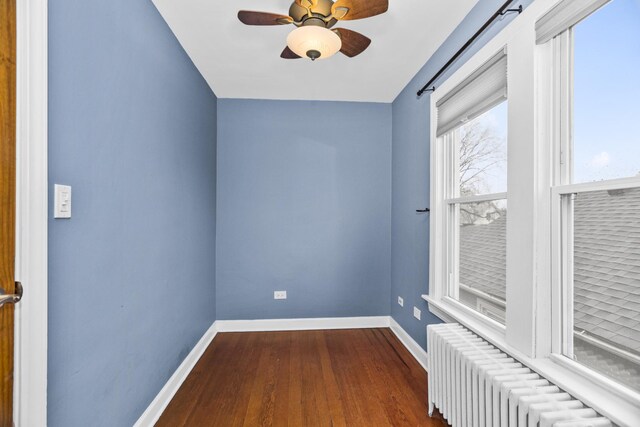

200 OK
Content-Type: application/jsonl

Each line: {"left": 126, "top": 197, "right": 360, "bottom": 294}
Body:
{"left": 536, "top": 0, "right": 611, "bottom": 44}
{"left": 425, "top": 0, "right": 640, "bottom": 424}
{"left": 427, "top": 7, "right": 539, "bottom": 356}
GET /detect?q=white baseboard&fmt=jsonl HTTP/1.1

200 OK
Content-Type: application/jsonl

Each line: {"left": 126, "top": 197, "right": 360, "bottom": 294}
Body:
{"left": 135, "top": 316, "right": 429, "bottom": 425}
{"left": 215, "top": 316, "right": 391, "bottom": 332}
{"left": 133, "top": 321, "right": 219, "bottom": 427}
{"left": 390, "top": 317, "right": 429, "bottom": 372}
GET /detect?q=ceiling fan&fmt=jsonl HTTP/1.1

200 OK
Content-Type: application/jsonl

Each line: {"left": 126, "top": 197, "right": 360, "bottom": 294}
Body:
{"left": 238, "top": 0, "right": 389, "bottom": 61}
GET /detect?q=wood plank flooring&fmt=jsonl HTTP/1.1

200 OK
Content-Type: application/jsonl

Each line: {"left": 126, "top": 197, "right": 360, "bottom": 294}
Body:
{"left": 157, "top": 328, "right": 447, "bottom": 427}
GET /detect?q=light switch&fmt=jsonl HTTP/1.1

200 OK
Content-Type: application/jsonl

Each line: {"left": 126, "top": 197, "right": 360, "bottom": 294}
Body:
{"left": 54, "top": 184, "right": 72, "bottom": 218}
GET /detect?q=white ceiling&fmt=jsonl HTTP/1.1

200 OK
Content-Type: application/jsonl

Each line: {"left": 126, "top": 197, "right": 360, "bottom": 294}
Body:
{"left": 152, "top": 0, "right": 477, "bottom": 103}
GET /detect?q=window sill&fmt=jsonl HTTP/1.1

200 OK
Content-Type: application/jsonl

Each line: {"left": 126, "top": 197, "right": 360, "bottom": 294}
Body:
{"left": 423, "top": 294, "right": 505, "bottom": 340}
{"left": 423, "top": 294, "right": 640, "bottom": 426}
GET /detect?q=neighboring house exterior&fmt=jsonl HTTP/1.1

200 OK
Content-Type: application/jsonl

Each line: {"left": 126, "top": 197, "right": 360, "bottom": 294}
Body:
{"left": 458, "top": 187, "right": 640, "bottom": 391}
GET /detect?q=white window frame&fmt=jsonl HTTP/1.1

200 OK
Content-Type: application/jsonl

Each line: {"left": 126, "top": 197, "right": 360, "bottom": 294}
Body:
{"left": 548, "top": 6, "right": 640, "bottom": 407}
{"left": 424, "top": 0, "right": 640, "bottom": 424}
{"left": 426, "top": 11, "right": 539, "bottom": 356}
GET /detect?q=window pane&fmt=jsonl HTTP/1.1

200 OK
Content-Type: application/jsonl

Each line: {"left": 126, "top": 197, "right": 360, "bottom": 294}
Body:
{"left": 573, "top": 0, "right": 640, "bottom": 183}
{"left": 458, "top": 101, "right": 507, "bottom": 196}
{"left": 453, "top": 199, "right": 507, "bottom": 323}
{"left": 571, "top": 187, "right": 640, "bottom": 391}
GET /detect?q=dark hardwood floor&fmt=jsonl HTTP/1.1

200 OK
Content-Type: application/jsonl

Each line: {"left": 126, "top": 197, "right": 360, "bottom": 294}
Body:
{"left": 157, "top": 328, "right": 447, "bottom": 427}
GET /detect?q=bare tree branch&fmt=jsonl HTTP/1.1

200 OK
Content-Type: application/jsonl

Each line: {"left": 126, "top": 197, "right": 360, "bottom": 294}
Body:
{"left": 459, "top": 120, "right": 506, "bottom": 196}
{"left": 457, "top": 118, "right": 507, "bottom": 224}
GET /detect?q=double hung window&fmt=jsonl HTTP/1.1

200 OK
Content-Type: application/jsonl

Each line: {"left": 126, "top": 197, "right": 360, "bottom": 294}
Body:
{"left": 550, "top": 0, "right": 640, "bottom": 392}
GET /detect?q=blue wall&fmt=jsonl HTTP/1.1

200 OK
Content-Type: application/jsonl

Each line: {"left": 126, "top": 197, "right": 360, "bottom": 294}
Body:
{"left": 216, "top": 99, "right": 392, "bottom": 320}
{"left": 390, "top": 0, "right": 532, "bottom": 350}
{"left": 48, "top": 1, "right": 217, "bottom": 426}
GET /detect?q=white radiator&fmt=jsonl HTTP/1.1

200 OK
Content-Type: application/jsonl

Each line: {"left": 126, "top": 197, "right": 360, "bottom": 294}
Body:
{"left": 427, "top": 323, "right": 613, "bottom": 427}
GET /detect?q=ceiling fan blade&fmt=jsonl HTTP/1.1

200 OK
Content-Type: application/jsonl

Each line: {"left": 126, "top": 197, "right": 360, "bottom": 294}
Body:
{"left": 281, "top": 46, "right": 302, "bottom": 59}
{"left": 331, "top": 0, "right": 388, "bottom": 20}
{"left": 335, "top": 28, "right": 371, "bottom": 57}
{"left": 238, "top": 11, "right": 293, "bottom": 26}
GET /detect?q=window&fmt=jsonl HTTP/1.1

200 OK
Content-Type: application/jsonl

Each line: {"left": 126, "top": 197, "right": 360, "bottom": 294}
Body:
{"left": 554, "top": 0, "right": 640, "bottom": 392}
{"left": 427, "top": 0, "right": 640, "bottom": 422}
{"left": 437, "top": 51, "right": 508, "bottom": 324}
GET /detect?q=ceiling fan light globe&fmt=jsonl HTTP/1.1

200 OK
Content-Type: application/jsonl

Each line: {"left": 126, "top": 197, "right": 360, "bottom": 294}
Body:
{"left": 286, "top": 26, "right": 341, "bottom": 60}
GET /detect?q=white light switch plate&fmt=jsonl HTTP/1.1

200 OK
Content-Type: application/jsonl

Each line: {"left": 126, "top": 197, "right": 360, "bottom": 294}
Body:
{"left": 274, "top": 291, "right": 287, "bottom": 300}
{"left": 54, "top": 184, "right": 72, "bottom": 218}
{"left": 413, "top": 307, "right": 421, "bottom": 320}
{"left": 398, "top": 296, "right": 404, "bottom": 307}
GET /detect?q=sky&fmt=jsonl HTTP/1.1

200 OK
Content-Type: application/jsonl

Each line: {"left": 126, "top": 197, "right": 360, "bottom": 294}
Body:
{"left": 460, "top": 100, "right": 508, "bottom": 195}
{"left": 573, "top": 0, "right": 640, "bottom": 183}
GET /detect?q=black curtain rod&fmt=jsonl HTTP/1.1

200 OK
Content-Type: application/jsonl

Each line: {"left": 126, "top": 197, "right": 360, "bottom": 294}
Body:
{"left": 416, "top": 1, "right": 522, "bottom": 97}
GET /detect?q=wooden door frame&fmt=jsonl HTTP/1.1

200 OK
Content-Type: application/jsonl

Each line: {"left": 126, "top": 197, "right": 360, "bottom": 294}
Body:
{"left": 13, "top": 0, "right": 48, "bottom": 424}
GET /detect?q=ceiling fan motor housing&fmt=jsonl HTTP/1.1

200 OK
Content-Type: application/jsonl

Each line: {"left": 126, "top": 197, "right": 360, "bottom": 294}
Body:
{"left": 289, "top": 0, "right": 336, "bottom": 25}
{"left": 302, "top": 17, "right": 327, "bottom": 28}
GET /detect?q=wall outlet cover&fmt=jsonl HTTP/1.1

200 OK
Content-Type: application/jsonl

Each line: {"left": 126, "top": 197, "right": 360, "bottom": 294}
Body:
{"left": 274, "top": 291, "right": 287, "bottom": 300}
{"left": 398, "top": 296, "right": 404, "bottom": 307}
{"left": 413, "top": 307, "right": 421, "bottom": 320}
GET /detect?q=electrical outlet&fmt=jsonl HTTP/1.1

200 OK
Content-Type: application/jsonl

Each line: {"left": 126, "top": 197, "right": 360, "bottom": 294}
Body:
{"left": 274, "top": 291, "right": 287, "bottom": 300}
{"left": 413, "top": 307, "right": 421, "bottom": 320}
{"left": 398, "top": 296, "right": 404, "bottom": 307}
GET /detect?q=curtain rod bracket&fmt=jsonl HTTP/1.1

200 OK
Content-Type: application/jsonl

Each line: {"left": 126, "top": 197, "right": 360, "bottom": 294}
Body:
{"left": 499, "top": 5, "right": 523, "bottom": 16}
{"left": 416, "top": 0, "right": 519, "bottom": 98}
{"left": 416, "top": 86, "right": 435, "bottom": 97}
